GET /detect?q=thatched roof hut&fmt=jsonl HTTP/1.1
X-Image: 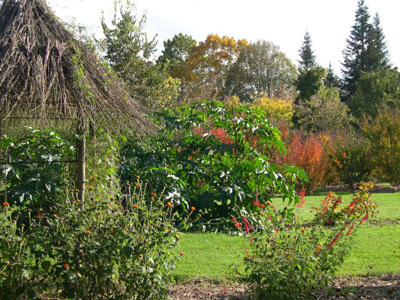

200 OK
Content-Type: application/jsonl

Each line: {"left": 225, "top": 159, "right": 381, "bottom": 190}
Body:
{"left": 0, "top": 0, "right": 154, "bottom": 201}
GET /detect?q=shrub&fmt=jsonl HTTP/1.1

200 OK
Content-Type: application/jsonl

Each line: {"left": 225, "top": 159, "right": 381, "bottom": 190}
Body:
{"left": 329, "top": 131, "right": 372, "bottom": 189}
{"left": 312, "top": 182, "right": 378, "bottom": 226}
{"left": 238, "top": 183, "right": 376, "bottom": 299}
{"left": 0, "top": 180, "right": 192, "bottom": 299}
{"left": 121, "top": 100, "right": 306, "bottom": 222}
{"left": 362, "top": 108, "right": 400, "bottom": 187}
{"left": 250, "top": 94, "right": 294, "bottom": 123}
{"left": 0, "top": 127, "right": 75, "bottom": 209}
{"left": 273, "top": 128, "right": 330, "bottom": 194}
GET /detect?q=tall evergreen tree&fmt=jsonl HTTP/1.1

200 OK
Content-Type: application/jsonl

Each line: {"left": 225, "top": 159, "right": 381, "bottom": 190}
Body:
{"left": 298, "top": 31, "right": 317, "bottom": 72}
{"left": 324, "top": 63, "right": 340, "bottom": 88}
{"left": 341, "top": 0, "right": 390, "bottom": 102}
{"left": 365, "top": 13, "right": 390, "bottom": 71}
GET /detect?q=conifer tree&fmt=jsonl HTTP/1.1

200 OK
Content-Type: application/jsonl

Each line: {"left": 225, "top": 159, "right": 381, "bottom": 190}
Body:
{"left": 341, "top": 0, "right": 390, "bottom": 102}
{"left": 324, "top": 63, "right": 340, "bottom": 88}
{"left": 298, "top": 31, "right": 317, "bottom": 72}
{"left": 365, "top": 13, "right": 390, "bottom": 72}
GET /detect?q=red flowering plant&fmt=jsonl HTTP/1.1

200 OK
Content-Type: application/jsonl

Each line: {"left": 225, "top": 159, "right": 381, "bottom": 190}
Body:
{"left": 312, "top": 182, "right": 378, "bottom": 226}
{"left": 235, "top": 182, "right": 377, "bottom": 299}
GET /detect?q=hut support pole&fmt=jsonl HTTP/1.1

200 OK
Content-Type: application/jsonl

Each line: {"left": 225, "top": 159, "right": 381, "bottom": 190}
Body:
{"left": 76, "top": 126, "right": 86, "bottom": 202}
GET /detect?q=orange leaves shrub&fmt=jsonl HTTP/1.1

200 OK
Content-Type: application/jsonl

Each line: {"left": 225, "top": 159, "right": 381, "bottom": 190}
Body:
{"left": 272, "top": 125, "right": 331, "bottom": 194}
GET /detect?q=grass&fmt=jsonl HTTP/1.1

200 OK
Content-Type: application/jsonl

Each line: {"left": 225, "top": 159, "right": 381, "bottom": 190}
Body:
{"left": 172, "top": 232, "right": 248, "bottom": 283}
{"left": 272, "top": 190, "right": 400, "bottom": 222}
{"left": 339, "top": 225, "right": 400, "bottom": 276}
{"left": 173, "top": 191, "right": 400, "bottom": 282}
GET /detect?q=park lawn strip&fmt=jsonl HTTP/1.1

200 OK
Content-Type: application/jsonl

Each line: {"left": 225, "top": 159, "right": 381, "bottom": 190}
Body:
{"left": 338, "top": 224, "right": 400, "bottom": 277}
{"left": 272, "top": 191, "right": 400, "bottom": 222}
{"left": 172, "top": 232, "right": 248, "bottom": 282}
{"left": 173, "top": 192, "right": 400, "bottom": 282}
{"left": 173, "top": 226, "right": 400, "bottom": 282}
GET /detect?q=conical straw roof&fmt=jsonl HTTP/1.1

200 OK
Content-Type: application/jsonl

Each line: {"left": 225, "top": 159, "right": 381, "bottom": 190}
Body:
{"left": 0, "top": 0, "right": 153, "bottom": 134}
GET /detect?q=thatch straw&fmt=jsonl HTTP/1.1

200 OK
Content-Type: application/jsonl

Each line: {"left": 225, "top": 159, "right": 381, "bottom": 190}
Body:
{"left": 0, "top": 0, "right": 153, "bottom": 134}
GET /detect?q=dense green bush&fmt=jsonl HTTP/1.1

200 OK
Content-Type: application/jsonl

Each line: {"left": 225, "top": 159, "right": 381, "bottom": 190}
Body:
{"left": 0, "top": 127, "right": 75, "bottom": 209}
{"left": 329, "top": 131, "right": 372, "bottom": 189}
{"left": 120, "top": 100, "right": 306, "bottom": 222}
{"left": 0, "top": 180, "right": 192, "bottom": 299}
{"left": 362, "top": 108, "right": 400, "bottom": 187}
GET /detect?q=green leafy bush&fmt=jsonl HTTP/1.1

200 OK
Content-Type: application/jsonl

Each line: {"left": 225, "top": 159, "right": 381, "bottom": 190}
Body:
{"left": 362, "top": 108, "right": 400, "bottom": 187}
{"left": 0, "top": 180, "right": 192, "bottom": 299}
{"left": 120, "top": 100, "right": 306, "bottom": 222}
{"left": 0, "top": 127, "right": 75, "bottom": 208}
{"left": 329, "top": 132, "right": 372, "bottom": 189}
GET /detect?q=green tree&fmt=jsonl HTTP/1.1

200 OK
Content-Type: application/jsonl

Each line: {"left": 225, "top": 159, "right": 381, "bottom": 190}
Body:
{"left": 157, "top": 33, "right": 196, "bottom": 77}
{"left": 365, "top": 13, "right": 390, "bottom": 72}
{"left": 349, "top": 68, "right": 400, "bottom": 117}
{"left": 341, "top": 0, "right": 390, "bottom": 102}
{"left": 101, "top": 0, "right": 158, "bottom": 103}
{"left": 295, "top": 86, "right": 350, "bottom": 133}
{"left": 225, "top": 40, "right": 296, "bottom": 102}
{"left": 295, "top": 66, "right": 326, "bottom": 103}
{"left": 362, "top": 108, "right": 400, "bottom": 187}
{"left": 298, "top": 31, "right": 317, "bottom": 72}
{"left": 324, "top": 63, "right": 340, "bottom": 88}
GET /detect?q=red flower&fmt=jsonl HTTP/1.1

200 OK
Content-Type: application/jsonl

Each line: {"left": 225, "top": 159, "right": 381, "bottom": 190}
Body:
{"left": 63, "top": 264, "right": 69, "bottom": 269}
{"left": 359, "top": 212, "right": 369, "bottom": 225}
{"left": 253, "top": 199, "right": 261, "bottom": 207}
{"left": 242, "top": 217, "right": 254, "bottom": 233}
{"left": 2, "top": 202, "right": 9, "bottom": 206}
{"left": 346, "top": 225, "right": 355, "bottom": 236}
{"left": 232, "top": 217, "right": 241, "bottom": 229}
{"left": 190, "top": 206, "right": 195, "bottom": 211}
{"left": 167, "top": 202, "right": 173, "bottom": 208}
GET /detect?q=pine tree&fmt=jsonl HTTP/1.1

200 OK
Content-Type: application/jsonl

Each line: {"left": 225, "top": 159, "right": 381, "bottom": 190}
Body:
{"left": 324, "top": 63, "right": 340, "bottom": 88}
{"left": 341, "top": 0, "right": 371, "bottom": 101}
{"left": 298, "top": 31, "right": 317, "bottom": 72}
{"left": 341, "top": 0, "right": 390, "bottom": 102}
{"left": 365, "top": 13, "right": 390, "bottom": 72}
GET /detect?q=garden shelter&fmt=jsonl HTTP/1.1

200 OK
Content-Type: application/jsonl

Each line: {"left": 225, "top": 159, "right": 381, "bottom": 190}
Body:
{"left": 0, "top": 0, "right": 153, "bottom": 202}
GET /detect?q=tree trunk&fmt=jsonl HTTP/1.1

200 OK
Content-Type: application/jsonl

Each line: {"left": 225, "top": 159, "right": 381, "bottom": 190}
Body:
{"left": 76, "top": 124, "right": 86, "bottom": 202}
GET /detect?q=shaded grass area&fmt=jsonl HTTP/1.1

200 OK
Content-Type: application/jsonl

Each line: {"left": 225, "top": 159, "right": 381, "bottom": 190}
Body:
{"left": 173, "top": 192, "right": 400, "bottom": 282}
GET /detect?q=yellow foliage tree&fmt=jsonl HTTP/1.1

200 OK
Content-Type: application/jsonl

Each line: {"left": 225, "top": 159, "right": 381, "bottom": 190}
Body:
{"left": 250, "top": 94, "right": 293, "bottom": 123}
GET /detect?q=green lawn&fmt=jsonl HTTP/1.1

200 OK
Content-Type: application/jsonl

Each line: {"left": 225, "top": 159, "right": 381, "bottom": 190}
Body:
{"left": 173, "top": 192, "right": 400, "bottom": 282}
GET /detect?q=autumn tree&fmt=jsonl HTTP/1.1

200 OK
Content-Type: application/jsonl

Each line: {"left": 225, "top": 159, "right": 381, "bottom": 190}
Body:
{"left": 250, "top": 94, "right": 294, "bottom": 123}
{"left": 177, "top": 34, "right": 248, "bottom": 102}
{"left": 225, "top": 40, "right": 296, "bottom": 102}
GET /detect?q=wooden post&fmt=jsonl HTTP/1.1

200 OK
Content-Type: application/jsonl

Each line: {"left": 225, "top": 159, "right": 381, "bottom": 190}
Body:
{"left": 76, "top": 121, "right": 86, "bottom": 202}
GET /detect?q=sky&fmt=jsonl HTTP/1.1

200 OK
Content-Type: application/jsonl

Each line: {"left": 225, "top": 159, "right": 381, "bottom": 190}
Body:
{"left": 47, "top": 0, "right": 400, "bottom": 74}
